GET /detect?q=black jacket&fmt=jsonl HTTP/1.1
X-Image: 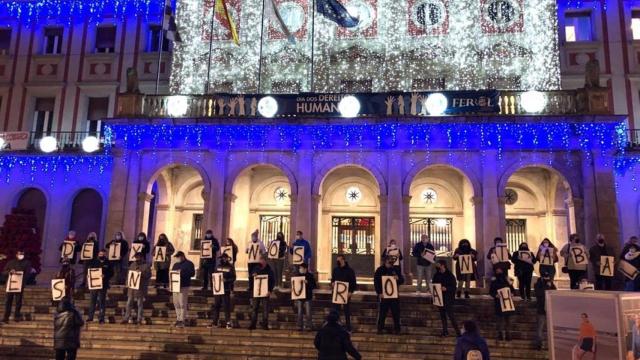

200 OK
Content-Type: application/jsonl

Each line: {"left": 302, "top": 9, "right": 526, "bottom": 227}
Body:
{"left": 489, "top": 274, "right": 515, "bottom": 316}
{"left": 214, "top": 262, "right": 237, "bottom": 293}
{"left": 171, "top": 260, "right": 195, "bottom": 289}
{"left": 86, "top": 258, "right": 113, "bottom": 290}
{"left": 314, "top": 322, "right": 362, "bottom": 360}
{"left": 331, "top": 263, "right": 358, "bottom": 293}
{"left": 589, "top": 243, "right": 613, "bottom": 268}
{"left": 132, "top": 238, "right": 151, "bottom": 259}
{"left": 452, "top": 246, "right": 478, "bottom": 280}
{"left": 373, "top": 265, "right": 405, "bottom": 297}
{"left": 511, "top": 250, "right": 536, "bottom": 277}
{"left": 200, "top": 236, "right": 221, "bottom": 268}
{"left": 412, "top": 242, "right": 435, "bottom": 267}
{"left": 293, "top": 271, "right": 317, "bottom": 300}
{"left": 59, "top": 240, "right": 81, "bottom": 264}
{"left": 2, "top": 258, "right": 32, "bottom": 289}
{"left": 248, "top": 263, "right": 275, "bottom": 294}
{"left": 54, "top": 301, "right": 84, "bottom": 350}
{"left": 534, "top": 278, "right": 556, "bottom": 315}
{"left": 432, "top": 269, "right": 457, "bottom": 306}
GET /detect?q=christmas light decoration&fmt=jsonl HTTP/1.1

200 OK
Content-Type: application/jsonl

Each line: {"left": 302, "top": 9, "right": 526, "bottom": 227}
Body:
{"left": 258, "top": 96, "right": 279, "bottom": 118}
{"left": 166, "top": 95, "right": 190, "bottom": 117}
{"left": 338, "top": 95, "right": 360, "bottom": 117}
{"left": 425, "top": 93, "right": 448, "bottom": 115}
{"left": 39, "top": 136, "right": 58, "bottom": 153}
{"left": 82, "top": 136, "right": 100, "bottom": 153}
{"left": 520, "top": 91, "right": 547, "bottom": 113}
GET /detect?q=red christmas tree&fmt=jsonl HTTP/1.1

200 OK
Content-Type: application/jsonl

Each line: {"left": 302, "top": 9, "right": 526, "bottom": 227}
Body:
{"left": 0, "top": 208, "right": 43, "bottom": 277}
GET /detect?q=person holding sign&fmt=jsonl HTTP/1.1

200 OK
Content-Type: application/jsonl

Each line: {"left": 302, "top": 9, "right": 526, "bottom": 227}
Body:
{"left": 489, "top": 267, "right": 515, "bottom": 341}
{"left": 132, "top": 232, "right": 151, "bottom": 262}
{"left": 54, "top": 260, "right": 76, "bottom": 302}
{"left": 106, "top": 231, "right": 129, "bottom": 286}
{"left": 1, "top": 250, "right": 32, "bottom": 323}
{"left": 511, "top": 242, "right": 536, "bottom": 301}
{"left": 453, "top": 321, "right": 490, "bottom": 360}
{"left": 588, "top": 234, "right": 614, "bottom": 290}
{"left": 486, "top": 237, "right": 511, "bottom": 274}
{"left": 54, "top": 298, "right": 84, "bottom": 360}
{"left": 154, "top": 233, "right": 175, "bottom": 288}
{"left": 623, "top": 244, "right": 640, "bottom": 291}
{"left": 58, "top": 230, "right": 81, "bottom": 265}
{"left": 121, "top": 252, "right": 151, "bottom": 325}
{"left": 208, "top": 253, "right": 236, "bottom": 329}
{"left": 452, "top": 239, "right": 477, "bottom": 299}
{"left": 314, "top": 311, "right": 362, "bottom": 360}
{"left": 621, "top": 236, "right": 639, "bottom": 260}
{"left": 79, "top": 232, "right": 100, "bottom": 288}
{"left": 221, "top": 237, "right": 239, "bottom": 264}
{"left": 382, "top": 239, "right": 404, "bottom": 273}
{"left": 533, "top": 271, "right": 556, "bottom": 350}
{"left": 248, "top": 255, "right": 275, "bottom": 330}
{"left": 290, "top": 230, "right": 313, "bottom": 267}
{"left": 432, "top": 259, "right": 460, "bottom": 337}
{"left": 536, "top": 238, "right": 559, "bottom": 280}
{"left": 246, "top": 230, "right": 267, "bottom": 275}
{"left": 560, "top": 234, "right": 589, "bottom": 289}
{"left": 293, "top": 263, "right": 317, "bottom": 332}
{"left": 267, "top": 231, "right": 288, "bottom": 289}
{"left": 374, "top": 255, "right": 405, "bottom": 335}
{"left": 171, "top": 251, "right": 195, "bottom": 328}
{"left": 86, "top": 249, "right": 113, "bottom": 324}
{"left": 411, "top": 234, "right": 435, "bottom": 294}
{"left": 199, "top": 230, "right": 220, "bottom": 291}
{"left": 330, "top": 255, "right": 358, "bottom": 332}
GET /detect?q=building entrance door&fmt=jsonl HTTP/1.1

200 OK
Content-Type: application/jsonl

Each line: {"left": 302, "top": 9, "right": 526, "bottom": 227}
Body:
{"left": 331, "top": 216, "right": 375, "bottom": 277}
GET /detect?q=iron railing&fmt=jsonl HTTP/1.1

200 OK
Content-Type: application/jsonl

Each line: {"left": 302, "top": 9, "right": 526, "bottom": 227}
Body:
{"left": 0, "top": 131, "right": 110, "bottom": 152}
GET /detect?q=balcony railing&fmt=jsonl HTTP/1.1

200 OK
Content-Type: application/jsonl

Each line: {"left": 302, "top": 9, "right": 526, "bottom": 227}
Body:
{"left": 627, "top": 130, "right": 640, "bottom": 149}
{"left": 0, "top": 131, "right": 109, "bottom": 153}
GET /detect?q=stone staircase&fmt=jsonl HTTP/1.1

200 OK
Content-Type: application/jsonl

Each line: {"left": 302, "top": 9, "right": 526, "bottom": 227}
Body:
{"left": 0, "top": 286, "right": 549, "bottom": 359}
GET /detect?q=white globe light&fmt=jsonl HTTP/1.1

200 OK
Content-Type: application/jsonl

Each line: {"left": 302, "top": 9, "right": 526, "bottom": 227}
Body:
{"left": 425, "top": 93, "right": 448, "bottom": 115}
{"left": 258, "top": 96, "right": 278, "bottom": 118}
{"left": 0, "top": 137, "right": 5, "bottom": 150}
{"left": 82, "top": 136, "right": 100, "bottom": 153}
{"left": 167, "top": 95, "right": 189, "bottom": 117}
{"left": 338, "top": 95, "right": 360, "bottom": 118}
{"left": 520, "top": 91, "right": 547, "bottom": 113}
{"left": 39, "top": 136, "right": 58, "bottom": 153}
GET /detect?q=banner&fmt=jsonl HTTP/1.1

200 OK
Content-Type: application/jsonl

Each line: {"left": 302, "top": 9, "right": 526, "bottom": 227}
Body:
{"left": 201, "top": 240, "right": 213, "bottom": 259}
{"left": 129, "top": 243, "right": 144, "bottom": 261}
{"left": 332, "top": 281, "right": 349, "bottom": 305}
{"left": 51, "top": 279, "right": 65, "bottom": 301}
{"left": 127, "top": 270, "right": 141, "bottom": 290}
{"left": 108, "top": 242, "right": 121, "bottom": 261}
{"left": 431, "top": 283, "right": 443, "bottom": 307}
{"left": 253, "top": 274, "right": 269, "bottom": 298}
{"left": 459, "top": 254, "right": 474, "bottom": 274}
{"left": 60, "top": 241, "right": 75, "bottom": 260}
{"left": 497, "top": 287, "right": 515, "bottom": 312}
{"left": 81, "top": 242, "right": 95, "bottom": 261}
{"left": 291, "top": 276, "right": 306, "bottom": 300}
{"left": 267, "top": 241, "right": 280, "bottom": 260}
{"left": 247, "top": 243, "right": 261, "bottom": 263}
{"left": 6, "top": 271, "right": 23, "bottom": 293}
{"left": 212, "top": 272, "right": 225, "bottom": 295}
{"left": 153, "top": 246, "right": 166, "bottom": 262}
{"left": 381, "top": 275, "right": 398, "bottom": 299}
{"left": 422, "top": 248, "right": 436, "bottom": 264}
{"left": 170, "top": 271, "right": 181, "bottom": 293}
{"left": 600, "top": 256, "right": 615, "bottom": 277}
{"left": 87, "top": 268, "right": 103, "bottom": 290}
{"left": 0, "top": 131, "right": 29, "bottom": 150}
{"left": 292, "top": 246, "right": 304, "bottom": 265}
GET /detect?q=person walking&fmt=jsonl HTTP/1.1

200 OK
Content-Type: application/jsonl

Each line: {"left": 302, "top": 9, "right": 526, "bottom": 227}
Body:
{"left": 248, "top": 255, "right": 275, "bottom": 330}
{"left": 536, "top": 238, "right": 558, "bottom": 280}
{"left": 573, "top": 313, "right": 597, "bottom": 359}
{"left": 121, "top": 252, "right": 151, "bottom": 325}
{"left": 589, "top": 234, "right": 613, "bottom": 290}
{"left": 79, "top": 232, "right": 99, "bottom": 288}
{"left": 294, "top": 263, "right": 317, "bottom": 332}
{"left": 534, "top": 271, "right": 556, "bottom": 350}
{"left": 432, "top": 259, "right": 460, "bottom": 337}
{"left": 200, "top": 230, "right": 220, "bottom": 291}
{"left": 490, "top": 267, "right": 515, "bottom": 341}
{"left": 452, "top": 239, "right": 477, "bottom": 299}
{"left": 171, "top": 251, "right": 195, "bottom": 328}
{"left": 411, "top": 234, "right": 435, "bottom": 294}
{"left": 267, "top": 231, "right": 288, "bottom": 289}
{"left": 511, "top": 242, "right": 536, "bottom": 301}
{"left": 53, "top": 298, "right": 84, "bottom": 360}
{"left": 154, "top": 233, "right": 175, "bottom": 288}
{"left": 374, "top": 255, "right": 404, "bottom": 335}
{"left": 314, "top": 311, "right": 362, "bottom": 360}
{"left": 330, "top": 255, "right": 357, "bottom": 332}
{"left": 2, "top": 250, "right": 33, "bottom": 323}
{"left": 106, "top": 231, "right": 129, "bottom": 286}
{"left": 453, "top": 321, "right": 490, "bottom": 360}
{"left": 560, "top": 234, "right": 589, "bottom": 289}
{"left": 208, "top": 253, "right": 236, "bottom": 329}
{"left": 86, "top": 249, "right": 113, "bottom": 324}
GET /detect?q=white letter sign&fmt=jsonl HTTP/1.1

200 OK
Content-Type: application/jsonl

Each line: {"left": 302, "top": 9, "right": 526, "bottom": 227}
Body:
{"left": 87, "top": 268, "right": 103, "bottom": 290}
{"left": 51, "top": 279, "right": 65, "bottom": 301}
{"left": 253, "top": 274, "right": 269, "bottom": 298}
{"left": 291, "top": 276, "right": 306, "bottom": 300}
{"left": 332, "top": 281, "right": 349, "bottom": 305}
{"left": 268, "top": 241, "right": 280, "bottom": 260}
{"left": 292, "top": 246, "right": 304, "bottom": 265}
{"left": 539, "top": 248, "right": 554, "bottom": 266}
{"left": 381, "top": 276, "right": 398, "bottom": 299}
{"left": 422, "top": 249, "right": 436, "bottom": 264}
{"left": 108, "top": 242, "right": 121, "bottom": 261}
{"left": 600, "top": 256, "right": 615, "bottom": 277}
{"left": 497, "top": 287, "right": 515, "bottom": 312}
{"left": 81, "top": 242, "right": 95, "bottom": 261}
{"left": 127, "top": 270, "right": 141, "bottom": 290}
{"left": 201, "top": 240, "right": 212, "bottom": 259}
{"left": 221, "top": 246, "right": 234, "bottom": 263}
{"left": 129, "top": 243, "right": 143, "bottom": 261}
{"left": 496, "top": 245, "right": 510, "bottom": 263}
{"left": 247, "top": 243, "right": 261, "bottom": 264}
{"left": 459, "top": 255, "right": 473, "bottom": 274}
{"left": 170, "top": 271, "right": 181, "bottom": 293}
{"left": 431, "top": 283, "right": 443, "bottom": 307}
{"left": 570, "top": 247, "right": 588, "bottom": 266}
{"left": 212, "top": 273, "right": 224, "bottom": 295}
{"left": 61, "top": 241, "right": 74, "bottom": 260}
{"left": 386, "top": 248, "right": 400, "bottom": 266}
{"left": 153, "top": 246, "right": 166, "bottom": 262}
{"left": 6, "top": 271, "right": 23, "bottom": 293}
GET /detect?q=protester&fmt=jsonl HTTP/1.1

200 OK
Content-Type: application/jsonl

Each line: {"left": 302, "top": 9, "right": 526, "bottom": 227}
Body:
{"left": 452, "top": 239, "right": 477, "bottom": 298}
{"left": 490, "top": 267, "right": 515, "bottom": 341}
{"left": 621, "top": 236, "right": 639, "bottom": 259}
{"left": 208, "top": 253, "right": 236, "bottom": 329}
{"left": 623, "top": 243, "right": 640, "bottom": 291}
{"left": 432, "top": 259, "right": 460, "bottom": 337}
{"left": 200, "top": 230, "right": 220, "bottom": 291}
{"left": 534, "top": 271, "right": 556, "bottom": 350}
{"left": 314, "top": 310, "right": 362, "bottom": 360}
{"left": 382, "top": 239, "right": 403, "bottom": 273}
{"left": 248, "top": 255, "right": 275, "bottom": 330}
{"left": 132, "top": 232, "right": 151, "bottom": 262}
{"left": 79, "top": 232, "right": 99, "bottom": 288}
{"left": 267, "top": 231, "right": 288, "bottom": 289}
{"left": 486, "top": 237, "right": 511, "bottom": 274}
{"left": 589, "top": 234, "right": 614, "bottom": 290}
{"left": 411, "top": 234, "right": 435, "bottom": 294}
{"left": 54, "top": 259, "right": 76, "bottom": 302}
{"left": 536, "top": 238, "right": 559, "bottom": 280}
{"left": 222, "top": 238, "right": 239, "bottom": 264}
{"left": 54, "top": 298, "right": 84, "bottom": 360}
{"left": 330, "top": 255, "right": 357, "bottom": 332}
{"left": 58, "top": 230, "right": 80, "bottom": 265}
{"left": 246, "top": 230, "right": 267, "bottom": 275}
{"left": 290, "top": 230, "right": 313, "bottom": 267}
{"left": 511, "top": 242, "right": 536, "bottom": 301}
{"left": 294, "top": 263, "right": 317, "bottom": 332}
{"left": 1, "top": 250, "right": 33, "bottom": 323}
{"left": 374, "top": 255, "right": 404, "bottom": 334}
{"left": 453, "top": 320, "right": 490, "bottom": 360}
{"left": 154, "top": 233, "right": 175, "bottom": 288}
{"left": 560, "top": 234, "right": 589, "bottom": 289}
{"left": 86, "top": 249, "right": 112, "bottom": 324}
{"left": 106, "top": 231, "right": 129, "bottom": 286}
{"left": 121, "top": 252, "right": 151, "bottom": 325}
{"left": 171, "top": 251, "right": 195, "bottom": 328}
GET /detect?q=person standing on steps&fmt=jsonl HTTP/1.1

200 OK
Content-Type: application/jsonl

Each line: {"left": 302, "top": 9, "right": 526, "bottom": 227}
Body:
{"left": 382, "top": 239, "right": 403, "bottom": 274}
{"left": 374, "top": 255, "right": 404, "bottom": 335}
{"left": 132, "top": 232, "right": 151, "bottom": 263}
{"left": 267, "top": 231, "right": 288, "bottom": 290}
{"left": 154, "top": 233, "right": 175, "bottom": 289}
{"left": 560, "top": 234, "right": 589, "bottom": 290}
{"left": 121, "top": 252, "right": 151, "bottom": 325}
{"left": 54, "top": 298, "right": 84, "bottom": 360}
{"left": 534, "top": 271, "right": 556, "bottom": 350}
{"left": 248, "top": 255, "right": 275, "bottom": 330}
{"left": 453, "top": 320, "right": 490, "bottom": 360}
{"left": 589, "top": 233, "right": 613, "bottom": 290}
{"left": 294, "top": 262, "right": 317, "bottom": 332}
{"left": 54, "top": 259, "right": 76, "bottom": 303}
{"left": 171, "top": 251, "right": 195, "bottom": 328}
{"left": 2, "top": 249, "right": 33, "bottom": 323}
{"left": 58, "top": 230, "right": 81, "bottom": 266}
{"left": 80, "top": 232, "right": 99, "bottom": 288}
{"left": 490, "top": 267, "right": 515, "bottom": 341}
{"left": 411, "top": 234, "right": 435, "bottom": 294}
{"left": 487, "top": 237, "right": 511, "bottom": 276}
{"left": 290, "top": 230, "right": 313, "bottom": 268}
{"left": 452, "top": 239, "right": 477, "bottom": 299}
{"left": 106, "top": 231, "right": 129, "bottom": 286}
{"left": 86, "top": 249, "right": 112, "bottom": 324}
{"left": 314, "top": 310, "right": 362, "bottom": 360}
{"left": 246, "top": 230, "right": 266, "bottom": 276}
{"left": 432, "top": 259, "right": 460, "bottom": 337}
{"left": 208, "top": 253, "right": 236, "bottom": 329}
{"left": 330, "top": 255, "right": 357, "bottom": 332}
{"left": 536, "top": 238, "right": 558, "bottom": 280}
{"left": 511, "top": 242, "right": 536, "bottom": 301}
{"left": 222, "top": 238, "right": 239, "bottom": 264}
{"left": 200, "top": 230, "right": 220, "bottom": 292}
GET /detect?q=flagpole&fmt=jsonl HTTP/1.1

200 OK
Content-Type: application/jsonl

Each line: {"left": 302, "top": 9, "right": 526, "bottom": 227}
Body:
{"left": 257, "top": 0, "right": 267, "bottom": 93}
{"left": 205, "top": 4, "right": 216, "bottom": 94}
{"left": 155, "top": 3, "right": 168, "bottom": 95}
{"left": 309, "top": 0, "right": 316, "bottom": 92}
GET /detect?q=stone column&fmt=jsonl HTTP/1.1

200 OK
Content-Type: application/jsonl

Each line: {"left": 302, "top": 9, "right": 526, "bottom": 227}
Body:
{"left": 137, "top": 192, "right": 154, "bottom": 236}
{"left": 204, "top": 151, "right": 226, "bottom": 239}
{"left": 310, "top": 194, "right": 321, "bottom": 273}
{"left": 566, "top": 197, "right": 585, "bottom": 242}
{"left": 386, "top": 151, "right": 405, "bottom": 247}
{"left": 105, "top": 149, "right": 135, "bottom": 241}
{"left": 401, "top": 195, "right": 412, "bottom": 281}
{"left": 294, "top": 150, "right": 314, "bottom": 241}
{"left": 470, "top": 196, "right": 485, "bottom": 283}
{"left": 378, "top": 195, "right": 389, "bottom": 259}
{"left": 221, "top": 193, "right": 237, "bottom": 240}
{"left": 481, "top": 150, "right": 501, "bottom": 278}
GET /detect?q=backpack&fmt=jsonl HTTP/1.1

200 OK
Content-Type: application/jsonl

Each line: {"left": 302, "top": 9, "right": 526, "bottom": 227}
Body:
{"left": 466, "top": 350, "right": 483, "bottom": 360}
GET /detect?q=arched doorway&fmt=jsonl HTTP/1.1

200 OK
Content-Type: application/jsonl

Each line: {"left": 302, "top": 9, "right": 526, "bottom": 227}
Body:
{"left": 16, "top": 188, "right": 47, "bottom": 234}
{"left": 69, "top": 189, "right": 103, "bottom": 243}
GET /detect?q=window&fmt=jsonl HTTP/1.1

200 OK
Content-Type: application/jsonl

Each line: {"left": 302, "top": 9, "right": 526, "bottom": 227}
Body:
{"left": 43, "top": 27, "right": 63, "bottom": 54}
{"left": 0, "top": 28, "right": 11, "bottom": 55}
{"left": 565, "top": 11, "right": 593, "bottom": 42}
{"left": 86, "top": 97, "right": 109, "bottom": 136}
{"left": 146, "top": 25, "right": 169, "bottom": 52}
{"left": 95, "top": 25, "right": 116, "bottom": 53}
{"left": 32, "top": 97, "right": 56, "bottom": 137}
{"left": 632, "top": 10, "right": 640, "bottom": 40}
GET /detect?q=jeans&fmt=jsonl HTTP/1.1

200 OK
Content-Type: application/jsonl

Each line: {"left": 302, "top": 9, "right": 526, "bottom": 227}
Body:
{"left": 456, "top": 275, "right": 472, "bottom": 292}
{"left": 250, "top": 297, "right": 270, "bottom": 328}
{"left": 415, "top": 265, "right": 432, "bottom": 292}
{"left": 88, "top": 289, "right": 107, "bottom": 321}
{"left": 123, "top": 295, "right": 144, "bottom": 322}
{"left": 535, "top": 314, "right": 546, "bottom": 346}
{"left": 55, "top": 349, "right": 77, "bottom": 360}
{"left": 333, "top": 303, "right": 352, "bottom": 330}
{"left": 296, "top": 300, "right": 313, "bottom": 330}
{"left": 568, "top": 270, "right": 586, "bottom": 289}
{"left": 377, "top": 300, "right": 400, "bottom": 332}
{"left": 269, "top": 259, "right": 285, "bottom": 288}
{"left": 211, "top": 293, "right": 232, "bottom": 325}
{"left": 439, "top": 305, "right": 459, "bottom": 335}
{"left": 3, "top": 292, "right": 23, "bottom": 321}
{"left": 496, "top": 315, "right": 512, "bottom": 337}
{"left": 594, "top": 274, "right": 612, "bottom": 290}
{"left": 517, "top": 271, "right": 533, "bottom": 300}
{"left": 172, "top": 288, "right": 189, "bottom": 322}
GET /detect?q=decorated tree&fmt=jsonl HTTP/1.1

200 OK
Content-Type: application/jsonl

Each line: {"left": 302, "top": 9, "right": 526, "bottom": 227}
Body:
{"left": 0, "top": 208, "right": 42, "bottom": 281}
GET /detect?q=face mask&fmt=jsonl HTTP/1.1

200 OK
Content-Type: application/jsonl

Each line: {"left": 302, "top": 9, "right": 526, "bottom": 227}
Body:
{"left": 69, "top": 234, "right": 75, "bottom": 239}
{"left": 89, "top": 237, "right": 96, "bottom": 241}
{"left": 574, "top": 239, "right": 580, "bottom": 244}
{"left": 116, "top": 235, "right": 122, "bottom": 240}
{"left": 297, "top": 235, "right": 302, "bottom": 240}
{"left": 137, "top": 236, "right": 143, "bottom": 241}
{"left": 542, "top": 242, "right": 549, "bottom": 247}
{"left": 136, "top": 259, "right": 142, "bottom": 264}
{"left": 598, "top": 239, "right": 605, "bottom": 244}
{"left": 17, "top": 255, "right": 24, "bottom": 260}
{"left": 389, "top": 243, "right": 396, "bottom": 248}
{"left": 337, "top": 261, "right": 342, "bottom": 267}
{"left": 631, "top": 249, "right": 637, "bottom": 254}
{"left": 205, "top": 234, "right": 212, "bottom": 239}
{"left": 462, "top": 243, "right": 469, "bottom": 248}
{"left": 176, "top": 258, "right": 183, "bottom": 263}
{"left": 99, "top": 256, "right": 106, "bottom": 261}
{"left": 300, "top": 269, "right": 307, "bottom": 274}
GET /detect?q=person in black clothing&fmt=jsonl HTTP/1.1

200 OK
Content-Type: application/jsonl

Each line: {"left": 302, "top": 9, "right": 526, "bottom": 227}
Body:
{"left": 534, "top": 271, "right": 556, "bottom": 350}
{"left": 79, "top": 232, "right": 99, "bottom": 288}
{"left": 200, "top": 230, "right": 220, "bottom": 291}
{"left": 382, "top": 239, "right": 403, "bottom": 274}
{"left": 487, "top": 237, "right": 511, "bottom": 275}
{"left": 511, "top": 242, "right": 536, "bottom": 301}
{"left": 208, "top": 253, "right": 236, "bottom": 329}
{"left": 132, "top": 232, "right": 151, "bottom": 262}
{"left": 374, "top": 255, "right": 405, "bottom": 335}
{"left": 432, "top": 259, "right": 460, "bottom": 337}
{"left": 314, "top": 310, "right": 362, "bottom": 360}
{"left": 411, "top": 234, "right": 435, "bottom": 294}
{"left": 154, "top": 233, "right": 175, "bottom": 288}
{"left": 58, "top": 230, "right": 81, "bottom": 265}
{"left": 86, "top": 249, "right": 113, "bottom": 324}
{"left": 248, "top": 255, "right": 275, "bottom": 330}
{"left": 589, "top": 234, "right": 613, "bottom": 290}
{"left": 490, "top": 267, "right": 515, "bottom": 341}
{"left": 331, "top": 255, "right": 358, "bottom": 332}
{"left": 106, "top": 231, "right": 129, "bottom": 286}
{"left": 2, "top": 250, "right": 33, "bottom": 323}
{"left": 294, "top": 263, "right": 317, "bottom": 331}
{"left": 620, "top": 236, "right": 639, "bottom": 259}
{"left": 267, "top": 231, "right": 288, "bottom": 289}
{"left": 452, "top": 239, "right": 477, "bottom": 299}
{"left": 54, "top": 298, "right": 84, "bottom": 360}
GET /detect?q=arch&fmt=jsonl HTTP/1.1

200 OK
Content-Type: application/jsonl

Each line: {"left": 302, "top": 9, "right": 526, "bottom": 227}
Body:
{"left": 143, "top": 159, "right": 212, "bottom": 197}
{"left": 498, "top": 163, "right": 577, "bottom": 199}
{"left": 249, "top": 177, "right": 291, "bottom": 206}
{"left": 323, "top": 176, "right": 381, "bottom": 208}
{"left": 225, "top": 160, "right": 298, "bottom": 196}
{"left": 175, "top": 177, "right": 205, "bottom": 205}
{"left": 409, "top": 176, "right": 464, "bottom": 211}
{"left": 69, "top": 188, "right": 104, "bottom": 242}
{"left": 15, "top": 187, "right": 48, "bottom": 235}
{"left": 403, "top": 162, "right": 480, "bottom": 197}
{"left": 505, "top": 176, "right": 545, "bottom": 212}
{"left": 313, "top": 161, "right": 387, "bottom": 196}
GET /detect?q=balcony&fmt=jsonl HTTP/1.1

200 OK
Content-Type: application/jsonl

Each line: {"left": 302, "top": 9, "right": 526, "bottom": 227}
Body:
{"left": 0, "top": 131, "right": 110, "bottom": 153}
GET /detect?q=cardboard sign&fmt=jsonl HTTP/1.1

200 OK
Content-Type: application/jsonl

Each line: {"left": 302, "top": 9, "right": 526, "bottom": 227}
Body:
{"left": 422, "top": 248, "right": 436, "bottom": 264}
{"left": 108, "top": 242, "right": 121, "bottom": 261}
{"left": 600, "top": 256, "right": 615, "bottom": 277}
{"left": 169, "top": 271, "right": 181, "bottom": 293}
{"left": 127, "top": 270, "right": 141, "bottom": 290}
{"left": 386, "top": 247, "right": 400, "bottom": 266}
{"left": 221, "top": 246, "right": 234, "bottom": 262}
{"left": 518, "top": 251, "right": 533, "bottom": 264}
{"left": 539, "top": 248, "right": 554, "bottom": 265}
{"left": 153, "top": 246, "right": 166, "bottom": 262}
{"left": 81, "top": 242, "right": 95, "bottom": 261}
{"left": 431, "top": 283, "right": 443, "bottom": 307}
{"left": 495, "top": 245, "right": 510, "bottom": 263}
{"left": 61, "top": 241, "right": 75, "bottom": 260}
{"left": 291, "top": 276, "right": 307, "bottom": 300}
{"left": 6, "top": 272, "right": 23, "bottom": 293}
{"left": 570, "top": 246, "right": 588, "bottom": 266}
{"left": 381, "top": 275, "right": 398, "bottom": 299}
{"left": 459, "top": 254, "right": 474, "bottom": 274}
{"left": 268, "top": 241, "right": 280, "bottom": 260}
{"left": 87, "top": 268, "right": 103, "bottom": 290}
{"left": 212, "top": 273, "right": 224, "bottom": 295}
{"left": 247, "top": 243, "right": 261, "bottom": 264}
{"left": 619, "top": 260, "right": 640, "bottom": 280}
{"left": 497, "top": 287, "right": 515, "bottom": 312}
{"left": 201, "top": 240, "right": 213, "bottom": 259}
{"left": 253, "top": 274, "right": 269, "bottom": 298}
{"left": 129, "top": 243, "right": 144, "bottom": 262}
{"left": 51, "top": 279, "right": 65, "bottom": 301}
{"left": 292, "top": 246, "right": 305, "bottom": 265}
{"left": 332, "top": 281, "right": 349, "bottom": 305}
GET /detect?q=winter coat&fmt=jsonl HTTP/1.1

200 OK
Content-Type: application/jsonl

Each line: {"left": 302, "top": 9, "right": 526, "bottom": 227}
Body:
{"left": 214, "top": 262, "right": 236, "bottom": 293}
{"left": 487, "top": 246, "right": 511, "bottom": 272}
{"left": 248, "top": 263, "right": 275, "bottom": 295}
{"left": 411, "top": 241, "right": 435, "bottom": 267}
{"left": 511, "top": 250, "right": 536, "bottom": 277}
{"left": 106, "top": 239, "right": 129, "bottom": 263}
{"left": 290, "top": 238, "right": 313, "bottom": 264}
{"left": 432, "top": 269, "right": 457, "bottom": 307}
{"left": 589, "top": 243, "right": 614, "bottom": 270}
{"left": 314, "top": 322, "right": 362, "bottom": 360}
{"left": 373, "top": 265, "right": 405, "bottom": 298}
{"left": 53, "top": 301, "right": 84, "bottom": 350}
{"left": 154, "top": 240, "right": 175, "bottom": 271}
{"left": 331, "top": 263, "right": 358, "bottom": 293}
{"left": 2, "top": 259, "right": 33, "bottom": 289}
{"left": 58, "top": 238, "right": 81, "bottom": 264}
{"left": 489, "top": 275, "right": 515, "bottom": 316}
{"left": 200, "top": 236, "right": 221, "bottom": 268}
{"left": 453, "top": 332, "right": 490, "bottom": 360}
{"left": 534, "top": 278, "right": 556, "bottom": 315}
{"left": 268, "top": 238, "right": 288, "bottom": 259}
{"left": 127, "top": 261, "right": 152, "bottom": 298}
{"left": 86, "top": 258, "right": 113, "bottom": 290}
{"left": 171, "top": 259, "right": 195, "bottom": 290}
{"left": 292, "top": 271, "right": 317, "bottom": 300}
{"left": 452, "top": 246, "right": 478, "bottom": 280}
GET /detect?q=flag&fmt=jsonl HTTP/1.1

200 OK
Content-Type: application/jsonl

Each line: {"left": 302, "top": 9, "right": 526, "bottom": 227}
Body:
{"left": 215, "top": 0, "right": 240, "bottom": 45}
{"left": 266, "top": 0, "right": 295, "bottom": 44}
{"left": 163, "top": 0, "right": 182, "bottom": 42}
{"left": 316, "top": 0, "right": 359, "bottom": 28}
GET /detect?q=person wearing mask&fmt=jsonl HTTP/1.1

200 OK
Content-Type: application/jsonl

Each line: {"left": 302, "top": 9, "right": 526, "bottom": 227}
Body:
{"left": 560, "top": 234, "right": 589, "bottom": 289}
{"left": 58, "top": 230, "right": 81, "bottom": 265}
{"left": 295, "top": 263, "right": 317, "bottom": 332}
{"left": 452, "top": 239, "right": 477, "bottom": 299}
{"left": 331, "top": 255, "right": 357, "bottom": 332}
{"left": 2, "top": 250, "right": 33, "bottom": 323}
{"left": 121, "top": 252, "right": 151, "bottom": 325}
{"left": 53, "top": 298, "right": 84, "bottom": 360}
{"left": 86, "top": 249, "right": 113, "bottom": 324}
{"left": 411, "top": 234, "right": 435, "bottom": 294}
{"left": 589, "top": 234, "right": 614, "bottom": 290}
{"left": 132, "top": 232, "right": 151, "bottom": 262}
{"left": 536, "top": 238, "right": 559, "bottom": 280}
{"left": 171, "top": 251, "right": 195, "bottom": 328}
{"left": 623, "top": 244, "right": 640, "bottom": 291}
{"left": 222, "top": 238, "right": 239, "bottom": 264}
{"left": 432, "top": 259, "right": 460, "bottom": 337}
{"left": 314, "top": 310, "right": 362, "bottom": 360}
{"left": 246, "top": 230, "right": 267, "bottom": 275}
{"left": 208, "top": 253, "right": 236, "bottom": 329}
{"left": 621, "top": 236, "right": 639, "bottom": 259}
{"left": 374, "top": 255, "right": 405, "bottom": 335}
{"left": 534, "top": 271, "right": 556, "bottom": 350}
{"left": 248, "top": 255, "right": 275, "bottom": 330}
{"left": 54, "top": 259, "right": 76, "bottom": 303}
{"left": 79, "top": 232, "right": 99, "bottom": 288}
{"left": 267, "top": 231, "right": 288, "bottom": 289}
{"left": 154, "top": 233, "right": 175, "bottom": 288}
{"left": 200, "top": 230, "right": 220, "bottom": 292}
{"left": 453, "top": 321, "right": 490, "bottom": 360}
{"left": 106, "top": 231, "right": 129, "bottom": 286}
{"left": 487, "top": 237, "right": 511, "bottom": 275}
{"left": 290, "top": 230, "right": 313, "bottom": 267}
{"left": 490, "top": 267, "right": 515, "bottom": 341}
{"left": 382, "top": 239, "right": 403, "bottom": 273}
{"left": 511, "top": 242, "right": 536, "bottom": 301}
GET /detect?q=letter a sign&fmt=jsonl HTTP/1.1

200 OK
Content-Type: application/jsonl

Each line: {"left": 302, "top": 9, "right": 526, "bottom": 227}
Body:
{"left": 153, "top": 246, "right": 166, "bottom": 262}
{"left": 332, "top": 281, "right": 349, "bottom": 305}
{"left": 381, "top": 276, "right": 398, "bottom": 299}
{"left": 431, "top": 283, "right": 443, "bottom": 307}
{"left": 600, "top": 256, "right": 614, "bottom": 277}
{"left": 291, "top": 276, "right": 306, "bottom": 300}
